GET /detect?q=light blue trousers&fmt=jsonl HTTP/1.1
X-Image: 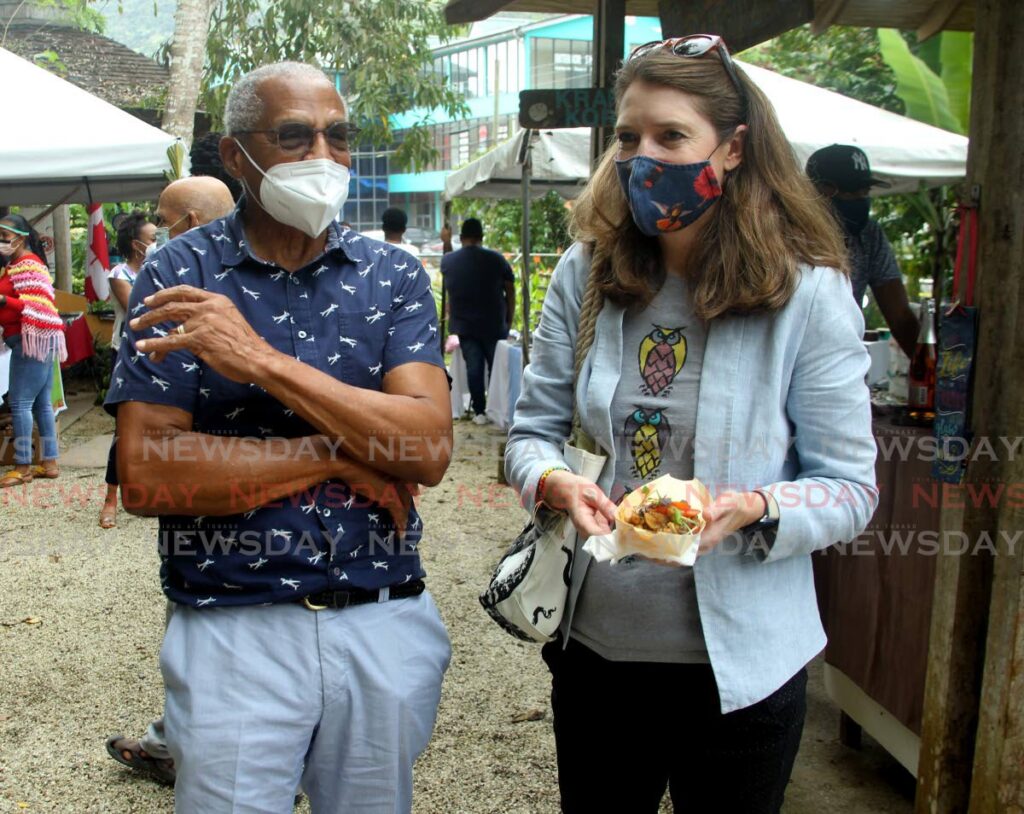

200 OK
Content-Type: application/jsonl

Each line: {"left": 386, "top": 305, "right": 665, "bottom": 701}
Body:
{"left": 4, "top": 335, "right": 58, "bottom": 465}
{"left": 160, "top": 592, "right": 451, "bottom": 813}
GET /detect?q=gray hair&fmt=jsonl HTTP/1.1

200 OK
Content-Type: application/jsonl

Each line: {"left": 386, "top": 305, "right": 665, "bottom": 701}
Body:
{"left": 224, "top": 62, "right": 340, "bottom": 134}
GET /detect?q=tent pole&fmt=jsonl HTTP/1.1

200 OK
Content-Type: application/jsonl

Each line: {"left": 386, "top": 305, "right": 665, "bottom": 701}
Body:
{"left": 519, "top": 132, "right": 533, "bottom": 367}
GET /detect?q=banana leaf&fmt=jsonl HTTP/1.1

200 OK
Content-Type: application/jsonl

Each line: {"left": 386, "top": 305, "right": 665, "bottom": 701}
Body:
{"left": 940, "top": 32, "right": 973, "bottom": 134}
{"left": 878, "top": 29, "right": 963, "bottom": 135}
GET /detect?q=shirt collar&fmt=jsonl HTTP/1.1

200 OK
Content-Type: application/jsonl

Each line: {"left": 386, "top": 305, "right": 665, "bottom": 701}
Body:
{"left": 218, "top": 197, "right": 354, "bottom": 268}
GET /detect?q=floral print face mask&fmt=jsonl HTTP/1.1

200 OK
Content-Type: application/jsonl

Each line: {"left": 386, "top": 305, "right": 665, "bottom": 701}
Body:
{"left": 615, "top": 153, "right": 723, "bottom": 236}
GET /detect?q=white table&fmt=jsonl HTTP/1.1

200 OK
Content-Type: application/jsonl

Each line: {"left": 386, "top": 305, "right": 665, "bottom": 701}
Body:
{"left": 485, "top": 339, "right": 523, "bottom": 431}
{"left": 448, "top": 345, "right": 472, "bottom": 418}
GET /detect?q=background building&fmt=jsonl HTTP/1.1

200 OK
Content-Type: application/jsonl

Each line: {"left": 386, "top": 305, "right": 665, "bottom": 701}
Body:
{"left": 341, "top": 12, "right": 663, "bottom": 239}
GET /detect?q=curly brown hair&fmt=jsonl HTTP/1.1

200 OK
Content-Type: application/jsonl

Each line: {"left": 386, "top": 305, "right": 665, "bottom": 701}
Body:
{"left": 570, "top": 49, "right": 847, "bottom": 321}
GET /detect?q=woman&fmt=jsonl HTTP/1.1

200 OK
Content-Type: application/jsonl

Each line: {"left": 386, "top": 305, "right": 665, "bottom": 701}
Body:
{"left": 505, "top": 35, "right": 878, "bottom": 813}
{"left": 0, "top": 214, "right": 66, "bottom": 487}
{"left": 99, "top": 212, "right": 156, "bottom": 527}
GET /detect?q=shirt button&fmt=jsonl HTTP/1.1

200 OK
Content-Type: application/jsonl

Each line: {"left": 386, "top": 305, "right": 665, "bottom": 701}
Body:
{"left": 298, "top": 330, "right": 308, "bottom": 339}
{"left": 332, "top": 567, "right": 341, "bottom": 576}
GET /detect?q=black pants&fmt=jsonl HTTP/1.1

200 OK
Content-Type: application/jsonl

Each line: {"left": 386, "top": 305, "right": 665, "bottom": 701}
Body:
{"left": 542, "top": 639, "right": 807, "bottom": 814}
{"left": 460, "top": 334, "right": 498, "bottom": 416}
{"left": 105, "top": 348, "right": 119, "bottom": 487}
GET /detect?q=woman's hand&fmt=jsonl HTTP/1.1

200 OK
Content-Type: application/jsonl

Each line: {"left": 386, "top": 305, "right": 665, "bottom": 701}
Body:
{"left": 130, "top": 285, "right": 278, "bottom": 383}
{"left": 698, "top": 491, "right": 766, "bottom": 554}
{"left": 541, "top": 470, "right": 617, "bottom": 538}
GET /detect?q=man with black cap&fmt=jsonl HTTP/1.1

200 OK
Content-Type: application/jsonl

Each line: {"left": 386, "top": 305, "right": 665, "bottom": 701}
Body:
{"left": 441, "top": 217, "right": 515, "bottom": 424}
{"left": 806, "top": 144, "right": 918, "bottom": 358}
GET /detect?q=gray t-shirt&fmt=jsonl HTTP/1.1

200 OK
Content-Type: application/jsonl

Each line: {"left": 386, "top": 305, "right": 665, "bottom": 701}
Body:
{"left": 848, "top": 219, "right": 901, "bottom": 306}
{"left": 570, "top": 273, "right": 709, "bottom": 663}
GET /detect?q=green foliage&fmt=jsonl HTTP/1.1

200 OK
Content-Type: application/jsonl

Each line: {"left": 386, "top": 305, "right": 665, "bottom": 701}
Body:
{"left": 31, "top": 49, "right": 68, "bottom": 76}
{"left": 877, "top": 29, "right": 963, "bottom": 133}
{"left": 165, "top": 141, "right": 187, "bottom": 182}
{"left": 939, "top": 33, "right": 972, "bottom": 133}
{"left": 97, "top": 0, "right": 175, "bottom": 58}
{"left": 201, "top": 0, "right": 468, "bottom": 171}
{"left": 451, "top": 192, "right": 571, "bottom": 333}
{"left": 37, "top": 0, "right": 106, "bottom": 33}
{"left": 742, "top": 25, "right": 903, "bottom": 114}
{"left": 746, "top": 25, "right": 972, "bottom": 318}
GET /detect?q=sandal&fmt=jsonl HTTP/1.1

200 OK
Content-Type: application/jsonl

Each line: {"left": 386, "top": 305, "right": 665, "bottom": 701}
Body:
{"left": 104, "top": 734, "right": 176, "bottom": 786}
{"left": 31, "top": 464, "right": 60, "bottom": 479}
{"left": 0, "top": 470, "right": 33, "bottom": 488}
{"left": 99, "top": 506, "right": 117, "bottom": 529}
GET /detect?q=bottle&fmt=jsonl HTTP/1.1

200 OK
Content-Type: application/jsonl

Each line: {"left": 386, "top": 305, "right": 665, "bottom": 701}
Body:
{"left": 908, "top": 299, "right": 937, "bottom": 423}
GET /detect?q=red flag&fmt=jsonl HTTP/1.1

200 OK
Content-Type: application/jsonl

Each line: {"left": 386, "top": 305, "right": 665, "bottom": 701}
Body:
{"left": 85, "top": 203, "right": 110, "bottom": 302}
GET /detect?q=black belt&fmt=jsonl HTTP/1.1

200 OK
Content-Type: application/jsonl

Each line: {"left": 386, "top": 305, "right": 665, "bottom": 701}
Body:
{"left": 298, "top": 579, "right": 425, "bottom": 611}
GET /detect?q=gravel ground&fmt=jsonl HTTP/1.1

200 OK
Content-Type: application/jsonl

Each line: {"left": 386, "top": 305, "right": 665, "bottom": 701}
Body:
{"left": 0, "top": 410, "right": 914, "bottom": 813}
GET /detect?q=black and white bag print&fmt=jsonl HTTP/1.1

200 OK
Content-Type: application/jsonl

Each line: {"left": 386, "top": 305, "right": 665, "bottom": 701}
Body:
{"left": 479, "top": 442, "right": 607, "bottom": 642}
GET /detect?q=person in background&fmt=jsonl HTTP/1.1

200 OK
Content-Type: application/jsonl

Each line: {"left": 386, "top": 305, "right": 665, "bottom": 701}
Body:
{"left": 505, "top": 35, "right": 877, "bottom": 813}
{"left": 189, "top": 131, "right": 243, "bottom": 203}
{"left": 98, "top": 212, "right": 156, "bottom": 528}
{"left": 441, "top": 217, "right": 515, "bottom": 425}
{"left": 806, "top": 144, "right": 918, "bottom": 358}
{"left": 154, "top": 176, "right": 237, "bottom": 239}
{"left": 103, "top": 175, "right": 235, "bottom": 787}
{"left": 381, "top": 207, "right": 420, "bottom": 257}
{"left": 0, "top": 214, "right": 66, "bottom": 487}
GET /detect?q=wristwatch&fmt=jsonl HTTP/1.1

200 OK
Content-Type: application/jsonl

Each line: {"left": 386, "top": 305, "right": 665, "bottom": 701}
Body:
{"left": 742, "top": 490, "right": 780, "bottom": 559}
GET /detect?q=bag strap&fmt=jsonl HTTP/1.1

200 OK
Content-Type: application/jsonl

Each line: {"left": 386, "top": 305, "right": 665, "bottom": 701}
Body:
{"left": 569, "top": 254, "right": 603, "bottom": 452}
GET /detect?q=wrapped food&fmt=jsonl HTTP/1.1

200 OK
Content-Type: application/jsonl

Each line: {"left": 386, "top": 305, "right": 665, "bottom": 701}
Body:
{"left": 584, "top": 475, "right": 710, "bottom": 566}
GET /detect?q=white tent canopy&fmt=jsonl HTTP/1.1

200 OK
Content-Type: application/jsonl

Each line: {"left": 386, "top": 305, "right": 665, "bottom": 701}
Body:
{"left": 444, "top": 59, "right": 968, "bottom": 200}
{"left": 444, "top": 128, "right": 592, "bottom": 200}
{"left": 0, "top": 47, "right": 178, "bottom": 205}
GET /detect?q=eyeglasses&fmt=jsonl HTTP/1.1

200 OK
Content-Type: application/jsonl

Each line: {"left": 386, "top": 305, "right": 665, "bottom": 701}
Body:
{"left": 628, "top": 34, "right": 748, "bottom": 116}
{"left": 154, "top": 212, "right": 188, "bottom": 230}
{"left": 234, "top": 122, "right": 361, "bottom": 154}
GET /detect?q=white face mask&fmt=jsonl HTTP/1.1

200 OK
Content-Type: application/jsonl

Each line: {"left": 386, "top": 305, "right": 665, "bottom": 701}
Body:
{"left": 0, "top": 240, "right": 16, "bottom": 258}
{"left": 235, "top": 139, "right": 350, "bottom": 238}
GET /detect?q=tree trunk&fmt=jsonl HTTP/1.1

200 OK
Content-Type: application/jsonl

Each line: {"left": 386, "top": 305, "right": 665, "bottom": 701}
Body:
{"left": 160, "top": 0, "right": 217, "bottom": 148}
{"left": 916, "top": 0, "right": 1024, "bottom": 811}
{"left": 965, "top": 0, "right": 1024, "bottom": 809}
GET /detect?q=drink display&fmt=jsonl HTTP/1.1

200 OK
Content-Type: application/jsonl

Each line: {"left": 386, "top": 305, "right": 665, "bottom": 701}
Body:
{"left": 907, "top": 298, "right": 937, "bottom": 423}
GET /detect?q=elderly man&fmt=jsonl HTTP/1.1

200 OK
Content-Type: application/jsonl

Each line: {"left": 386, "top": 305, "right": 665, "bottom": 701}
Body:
{"left": 103, "top": 174, "right": 234, "bottom": 781}
{"left": 105, "top": 62, "right": 452, "bottom": 813}
{"left": 154, "top": 175, "right": 236, "bottom": 238}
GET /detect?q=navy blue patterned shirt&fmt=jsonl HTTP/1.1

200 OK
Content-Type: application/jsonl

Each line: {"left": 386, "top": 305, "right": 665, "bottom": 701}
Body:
{"left": 105, "top": 206, "right": 444, "bottom": 608}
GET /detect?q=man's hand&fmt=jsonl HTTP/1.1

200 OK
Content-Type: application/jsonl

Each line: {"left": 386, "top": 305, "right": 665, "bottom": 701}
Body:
{"left": 131, "top": 285, "right": 278, "bottom": 383}
{"left": 541, "top": 470, "right": 617, "bottom": 538}
{"left": 697, "top": 491, "right": 766, "bottom": 554}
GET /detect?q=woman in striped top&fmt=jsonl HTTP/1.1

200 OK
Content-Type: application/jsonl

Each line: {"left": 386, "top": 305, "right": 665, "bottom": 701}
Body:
{"left": 0, "top": 214, "right": 66, "bottom": 487}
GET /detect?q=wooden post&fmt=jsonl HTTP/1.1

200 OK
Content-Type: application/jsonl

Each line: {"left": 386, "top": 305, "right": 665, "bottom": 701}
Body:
{"left": 964, "top": 0, "right": 1024, "bottom": 809}
{"left": 916, "top": 0, "right": 1024, "bottom": 811}
{"left": 52, "top": 204, "right": 72, "bottom": 293}
{"left": 590, "top": 0, "right": 625, "bottom": 170}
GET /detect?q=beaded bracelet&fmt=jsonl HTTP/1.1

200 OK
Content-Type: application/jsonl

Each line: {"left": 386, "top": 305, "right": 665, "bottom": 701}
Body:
{"left": 536, "top": 466, "right": 570, "bottom": 505}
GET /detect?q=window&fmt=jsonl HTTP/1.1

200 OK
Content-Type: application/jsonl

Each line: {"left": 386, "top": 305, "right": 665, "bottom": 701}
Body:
{"left": 531, "top": 37, "right": 592, "bottom": 89}
{"left": 453, "top": 130, "right": 470, "bottom": 167}
{"left": 342, "top": 145, "right": 389, "bottom": 232}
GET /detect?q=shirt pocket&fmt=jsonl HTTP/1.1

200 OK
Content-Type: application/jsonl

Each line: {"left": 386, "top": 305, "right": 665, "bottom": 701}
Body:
{"left": 335, "top": 308, "right": 390, "bottom": 389}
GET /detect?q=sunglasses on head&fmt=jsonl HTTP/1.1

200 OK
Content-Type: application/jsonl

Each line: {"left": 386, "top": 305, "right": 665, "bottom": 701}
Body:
{"left": 628, "top": 34, "right": 748, "bottom": 117}
{"left": 234, "top": 121, "right": 361, "bottom": 154}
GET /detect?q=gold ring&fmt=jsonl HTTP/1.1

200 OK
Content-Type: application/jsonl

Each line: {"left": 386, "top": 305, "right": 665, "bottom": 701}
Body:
{"left": 175, "top": 325, "right": 186, "bottom": 336}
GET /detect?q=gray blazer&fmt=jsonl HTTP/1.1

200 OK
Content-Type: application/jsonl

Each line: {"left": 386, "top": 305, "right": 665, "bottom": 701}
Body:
{"left": 505, "top": 242, "right": 878, "bottom": 712}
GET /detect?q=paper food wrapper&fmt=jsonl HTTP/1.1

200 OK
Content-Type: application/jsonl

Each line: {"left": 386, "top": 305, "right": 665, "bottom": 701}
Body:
{"left": 583, "top": 475, "right": 710, "bottom": 567}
